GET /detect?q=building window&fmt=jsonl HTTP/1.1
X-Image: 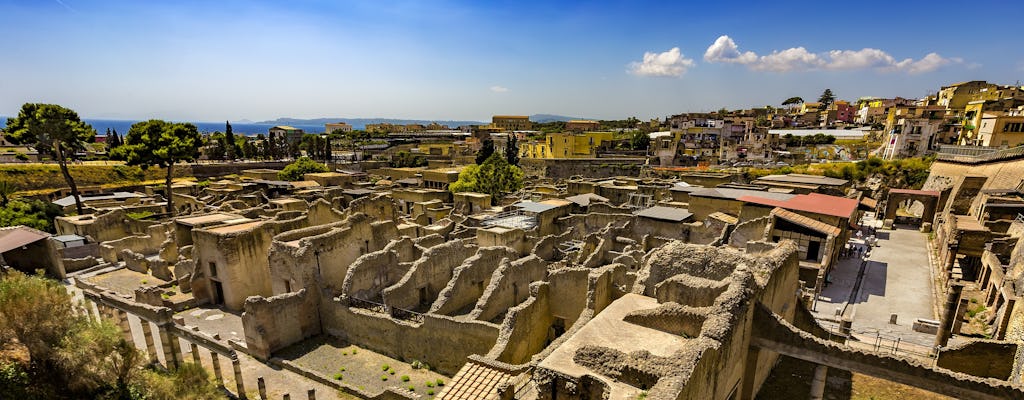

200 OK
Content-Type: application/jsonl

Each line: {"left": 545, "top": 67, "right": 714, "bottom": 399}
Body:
{"left": 1004, "top": 123, "right": 1024, "bottom": 133}
{"left": 209, "top": 262, "right": 218, "bottom": 277}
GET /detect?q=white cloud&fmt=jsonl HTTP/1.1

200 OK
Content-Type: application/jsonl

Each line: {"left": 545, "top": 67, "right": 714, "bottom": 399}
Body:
{"left": 704, "top": 35, "right": 757, "bottom": 64}
{"left": 703, "top": 35, "right": 960, "bottom": 74}
{"left": 489, "top": 85, "right": 508, "bottom": 93}
{"left": 629, "top": 47, "right": 695, "bottom": 77}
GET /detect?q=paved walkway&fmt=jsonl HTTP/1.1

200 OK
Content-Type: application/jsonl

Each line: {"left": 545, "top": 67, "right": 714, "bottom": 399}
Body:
{"left": 812, "top": 222, "right": 939, "bottom": 350}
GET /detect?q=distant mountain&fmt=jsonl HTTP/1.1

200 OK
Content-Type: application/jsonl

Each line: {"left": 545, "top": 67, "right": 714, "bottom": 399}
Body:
{"left": 255, "top": 117, "right": 486, "bottom": 129}
{"left": 530, "top": 114, "right": 589, "bottom": 123}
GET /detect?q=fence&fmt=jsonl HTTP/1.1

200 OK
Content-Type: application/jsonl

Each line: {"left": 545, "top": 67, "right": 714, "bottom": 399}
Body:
{"left": 816, "top": 319, "right": 938, "bottom": 363}
{"left": 935, "top": 145, "right": 1024, "bottom": 164}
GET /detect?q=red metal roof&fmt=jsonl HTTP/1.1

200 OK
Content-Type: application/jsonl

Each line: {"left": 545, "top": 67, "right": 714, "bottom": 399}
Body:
{"left": 738, "top": 193, "right": 858, "bottom": 219}
{"left": 0, "top": 226, "right": 50, "bottom": 253}
{"left": 889, "top": 188, "right": 940, "bottom": 197}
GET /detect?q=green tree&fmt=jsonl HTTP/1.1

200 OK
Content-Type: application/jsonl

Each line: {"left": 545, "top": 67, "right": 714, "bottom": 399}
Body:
{"left": 242, "top": 139, "right": 256, "bottom": 160}
{"left": 0, "top": 199, "right": 63, "bottom": 232}
{"left": 782, "top": 96, "right": 804, "bottom": 106}
{"left": 3, "top": 104, "right": 96, "bottom": 214}
{"left": 224, "top": 121, "right": 238, "bottom": 160}
{"left": 505, "top": 133, "right": 520, "bottom": 166}
{"left": 630, "top": 131, "right": 650, "bottom": 151}
{"left": 114, "top": 120, "right": 201, "bottom": 215}
{"left": 450, "top": 153, "right": 524, "bottom": 203}
{"left": 279, "top": 156, "right": 328, "bottom": 181}
{"left": 391, "top": 151, "right": 427, "bottom": 168}
{"left": 475, "top": 136, "right": 495, "bottom": 165}
{"left": 818, "top": 89, "right": 835, "bottom": 108}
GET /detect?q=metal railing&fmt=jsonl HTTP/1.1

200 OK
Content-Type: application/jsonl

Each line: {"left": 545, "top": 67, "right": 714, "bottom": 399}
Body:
{"left": 816, "top": 319, "right": 937, "bottom": 361}
{"left": 348, "top": 296, "right": 387, "bottom": 314}
{"left": 936, "top": 144, "right": 1024, "bottom": 164}
{"left": 390, "top": 306, "right": 425, "bottom": 323}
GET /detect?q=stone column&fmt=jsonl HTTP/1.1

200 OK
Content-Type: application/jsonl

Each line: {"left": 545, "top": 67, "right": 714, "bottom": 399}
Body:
{"left": 140, "top": 322, "right": 159, "bottom": 363}
{"left": 306, "top": 389, "right": 316, "bottom": 400}
{"left": 809, "top": 364, "right": 828, "bottom": 400}
{"left": 232, "top": 356, "right": 246, "bottom": 399}
{"left": 258, "top": 376, "right": 267, "bottom": 400}
{"left": 210, "top": 352, "right": 223, "bottom": 384}
{"left": 935, "top": 282, "right": 964, "bottom": 348}
{"left": 158, "top": 325, "right": 180, "bottom": 368}
{"left": 997, "top": 298, "right": 1017, "bottom": 340}
{"left": 116, "top": 309, "right": 133, "bottom": 343}
{"left": 191, "top": 343, "right": 201, "bottom": 365}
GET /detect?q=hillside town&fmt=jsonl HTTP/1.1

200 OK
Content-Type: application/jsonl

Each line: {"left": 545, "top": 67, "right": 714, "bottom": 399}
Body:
{"left": 3, "top": 79, "right": 1024, "bottom": 400}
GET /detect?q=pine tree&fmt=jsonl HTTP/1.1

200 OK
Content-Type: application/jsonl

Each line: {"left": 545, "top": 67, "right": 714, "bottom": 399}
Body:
{"left": 224, "top": 121, "right": 237, "bottom": 160}
{"left": 505, "top": 133, "right": 519, "bottom": 166}
{"left": 476, "top": 136, "right": 495, "bottom": 165}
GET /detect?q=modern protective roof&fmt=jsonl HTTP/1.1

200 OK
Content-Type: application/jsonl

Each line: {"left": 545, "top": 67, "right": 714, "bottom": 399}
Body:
{"left": 771, "top": 207, "right": 841, "bottom": 237}
{"left": 739, "top": 193, "right": 858, "bottom": 219}
{"left": 564, "top": 193, "right": 609, "bottom": 207}
{"left": 52, "top": 234, "right": 86, "bottom": 243}
{"left": 690, "top": 187, "right": 796, "bottom": 202}
{"left": 513, "top": 201, "right": 560, "bottom": 213}
{"left": 635, "top": 206, "right": 694, "bottom": 222}
{"left": 0, "top": 226, "right": 50, "bottom": 253}
{"left": 755, "top": 174, "right": 849, "bottom": 186}
{"left": 889, "top": 188, "right": 941, "bottom": 197}
{"left": 53, "top": 192, "right": 142, "bottom": 207}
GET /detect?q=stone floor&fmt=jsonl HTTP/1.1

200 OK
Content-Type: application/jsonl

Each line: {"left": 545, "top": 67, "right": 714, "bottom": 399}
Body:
{"left": 176, "top": 305, "right": 245, "bottom": 343}
{"left": 811, "top": 220, "right": 941, "bottom": 354}
{"left": 85, "top": 267, "right": 169, "bottom": 296}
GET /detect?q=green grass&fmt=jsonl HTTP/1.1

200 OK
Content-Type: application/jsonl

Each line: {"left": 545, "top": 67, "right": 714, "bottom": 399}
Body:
{"left": 1, "top": 164, "right": 192, "bottom": 193}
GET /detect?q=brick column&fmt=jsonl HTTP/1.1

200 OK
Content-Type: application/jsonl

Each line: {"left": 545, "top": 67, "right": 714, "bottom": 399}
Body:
{"left": 158, "top": 325, "right": 180, "bottom": 368}
{"left": 232, "top": 355, "right": 246, "bottom": 399}
{"left": 210, "top": 352, "right": 223, "bottom": 384}
{"left": 191, "top": 343, "right": 201, "bottom": 365}
{"left": 140, "top": 321, "right": 158, "bottom": 363}
{"left": 116, "top": 309, "right": 133, "bottom": 343}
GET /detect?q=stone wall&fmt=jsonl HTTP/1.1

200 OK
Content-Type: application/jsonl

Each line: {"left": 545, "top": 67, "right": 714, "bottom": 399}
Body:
{"left": 382, "top": 239, "right": 479, "bottom": 311}
{"left": 242, "top": 289, "right": 321, "bottom": 360}
{"left": 937, "top": 340, "right": 1016, "bottom": 380}
{"left": 321, "top": 299, "right": 499, "bottom": 375}
{"left": 430, "top": 247, "right": 519, "bottom": 316}
{"left": 472, "top": 255, "right": 549, "bottom": 323}
{"left": 521, "top": 158, "right": 646, "bottom": 179}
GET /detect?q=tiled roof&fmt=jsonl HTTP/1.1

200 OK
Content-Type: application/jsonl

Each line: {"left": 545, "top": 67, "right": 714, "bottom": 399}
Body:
{"left": 437, "top": 360, "right": 515, "bottom": 400}
{"left": 771, "top": 208, "right": 840, "bottom": 237}
{"left": 739, "top": 193, "right": 858, "bottom": 219}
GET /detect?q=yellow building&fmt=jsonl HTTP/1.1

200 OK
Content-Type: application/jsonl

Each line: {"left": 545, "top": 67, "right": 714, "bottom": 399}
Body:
{"left": 418, "top": 143, "right": 456, "bottom": 156}
{"left": 519, "top": 131, "right": 614, "bottom": 159}
{"left": 565, "top": 120, "right": 600, "bottom": 132}
{"left": 492, "top": 115, "right": 532, "bottom": 131}
{"left": 975, "top": 111, "right": 1024, "bottom": 147}
{"left": 325, "top": 122, "right": 352, "bottom": 133}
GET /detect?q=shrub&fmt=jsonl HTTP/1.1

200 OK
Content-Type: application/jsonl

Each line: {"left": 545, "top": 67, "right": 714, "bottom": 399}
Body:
{"left": 407, "top": 385, "right": 415, "bottom": 391}
{"left": 435, "top": 379, "right": 445, "bottom": 386}
{"left": 427, "top": 389, "right": 435, "bottom": 395}
{"left": 401, "top": 375, "right": 410, "bottom": 382}
{"left": 389, "top": 370, "right": 395, "bottom": 375}
{"left": 382, "top": 364, "right": 390, "bottom": 371}
{"left": 339, "top": 367, "right": 346, "bottom": 372}
{"left": 426, "top": 381, "right": 434, "bottom": 388}
{"left": 333, "top": 373, "right": 343, "bottom": 380}
{"left": 411, "top": 360, "right": 429, "bottom": 370}
{"left": 380, "top": 375, "right": 388, "bottom": 381}
{"left": 278, "top": 156, "right": 328, "bottom": 181}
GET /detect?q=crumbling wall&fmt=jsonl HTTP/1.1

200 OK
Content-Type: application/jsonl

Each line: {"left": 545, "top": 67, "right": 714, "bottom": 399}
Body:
{"left": 491, "top": 282, "right": 556, "bottom": 365}
{"left": 430, "top": 247, "right": 519, "bottom": 316}
{"left": 382, "top": 239, "right": 479, "bottom": 311}
{"left": 99, "top": 223, "right": 170, "bottom": 262}
{"left": 242, "top": 289, "right": 321, "bottom": 360}
{"left": 937, "top": 340, "right": 1016, "bottom": 380}
{"left": 341, "top": 238, "right": 419, "bottom": 301}
{"left": 55, "top": 208, "right": 133, "bottom": 243}
{"left": 728, "top": 216, "right": 770, "bottom": 248}
{"left": 472, "top": 255, "right": 549, "bottom": 323}
{"left": 321, "top": 300, "right": 499, "bottom": 375}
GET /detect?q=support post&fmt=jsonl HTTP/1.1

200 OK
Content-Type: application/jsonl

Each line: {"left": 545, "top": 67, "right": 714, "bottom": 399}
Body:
{"left": 141, "top": 321, "right": 158, "bottom": 363}
{"left": 191, "top": 342, "right": 201, "bottom": 365}
{"left": 809, "top": 364, "right": 828, "bottom": 400}
{"left": 935, "top": 282, "right": 964, "bottom": 348}
{"left": 232, "top": 356, "right": 246, "bottom": 399}
{"left": 307, "top": 389, "right": 316, "bottom": 400}
{"left": 210, "top": 352, "right": 223, "bottom": 384}
{"left": 158, "top": 325, "right": 180, "bottom": 368}
{"left": 116, "top": 309, "right": 133, "bottom": 343}
{"left": 258, "top": 376, "right": 267, "bottom": 400}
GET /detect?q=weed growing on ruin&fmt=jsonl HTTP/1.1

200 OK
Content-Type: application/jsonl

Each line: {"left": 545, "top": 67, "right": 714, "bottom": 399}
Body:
{"left": 333, "top": 373, "right": 343, "bottom": 380}
{"left": 401, "top": 375, "right": 410, "bottom": 382}
{"left": 427, "top": 389, "right": 435, "bottom": 395}
{"left": 380, "top": 375, "right": 388, "bottom": 381}
{"left": 426, "top": 381, "right": 434, "bottom": 388}
{"left": 407, "top": 385, "right": 415, "bottom": 391}
{"left": 338, "top": 367, "right": 345, "bottom": 372}
{"left": 435, "top": 378, "right": 444, "bottom": 386}
{"left": 381, "top": 364, "right": 390, "bottom": 371}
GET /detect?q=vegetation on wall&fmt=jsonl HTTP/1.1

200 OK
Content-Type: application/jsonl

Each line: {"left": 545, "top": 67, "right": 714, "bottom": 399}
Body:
{"left": 390, "top": 151, "right": 427, "bottom": 168}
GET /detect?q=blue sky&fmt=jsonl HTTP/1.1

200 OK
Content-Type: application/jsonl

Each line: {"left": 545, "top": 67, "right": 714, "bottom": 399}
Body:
{"left": 1, "top": 0, "right": 1022, "bottom": 122}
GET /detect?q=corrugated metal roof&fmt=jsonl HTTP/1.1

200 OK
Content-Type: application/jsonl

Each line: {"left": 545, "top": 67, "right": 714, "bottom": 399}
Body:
{"left": 755, "top": 174, "right": 849, "bottom": 186}
{"left": 0, "top": 226, "right": 50, "bottom": 253}
{"left": 564, "top": 193, "right": 608, "bottom": 207}
{"left": 53, "top": 192, "right": 142, "bottom": 207}
{"left": 690, "top": 187, "right": 796, "bottom": 201}
{"left": 635, "top": 206, "right": 694, "bottom": 222}
{"left": 513, "top": 201, "right": 560, "bottom": 213}
{"left": 741, "top": 193, "right": 858, "bottom": 219}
